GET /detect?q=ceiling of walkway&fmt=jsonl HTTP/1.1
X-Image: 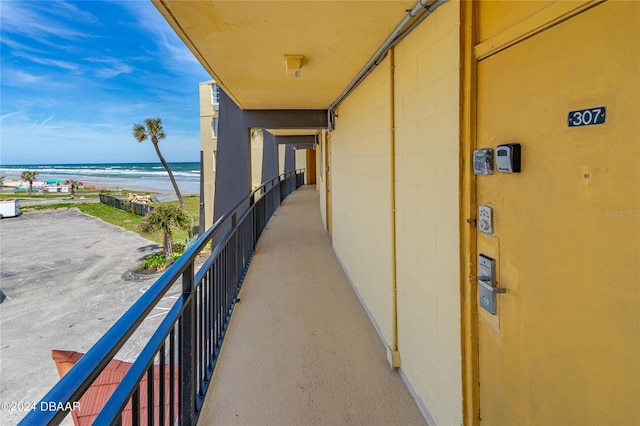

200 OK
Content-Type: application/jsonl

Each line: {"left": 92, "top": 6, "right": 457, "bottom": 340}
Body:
{"left": 153, "top": 0, "right": 417, "bottom": 111}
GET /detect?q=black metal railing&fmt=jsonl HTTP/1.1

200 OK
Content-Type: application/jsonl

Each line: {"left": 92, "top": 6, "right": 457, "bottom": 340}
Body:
{"left": 20, "top": 169, "right": 305, "bottom": 426}
{"left": 99, "top": 193, "right": 154, "bottom": 217}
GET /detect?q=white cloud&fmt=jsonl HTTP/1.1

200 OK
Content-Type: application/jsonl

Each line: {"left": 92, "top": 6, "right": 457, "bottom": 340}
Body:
{"left": 39, "top": 115, "right": 55, "bottom": 125}
{"left": 116, "top": 0, "right": 205, "bottom": 71}
{"left": 12, "top": 52, "right": 79, "bottom": 72}
{"left": 0, "top": 1, "right": 93, "bottom": 42}
{"left": 48, "top": 0, "right": 100, "bottom": 25}
{"left": 0, "top": 112, "right": 22, "bottom": 121}
{"left": 84, "top": 56, "right": 136, "bottom": 80}
{"left": 9, "top": 70, "right": 44, "bottom": 85}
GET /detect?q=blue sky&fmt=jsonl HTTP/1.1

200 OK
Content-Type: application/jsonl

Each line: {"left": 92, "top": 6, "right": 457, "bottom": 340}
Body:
{"left": 0, "top": 0, "right": 212, "bottom": 165}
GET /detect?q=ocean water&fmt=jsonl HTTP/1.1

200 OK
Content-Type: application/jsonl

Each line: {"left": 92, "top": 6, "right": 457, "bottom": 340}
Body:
{"left": 0, "top": 162, "right": 201, "bottom": 194}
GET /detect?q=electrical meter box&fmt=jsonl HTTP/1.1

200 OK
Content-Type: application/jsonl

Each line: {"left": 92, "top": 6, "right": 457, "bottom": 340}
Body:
{"left": 473, "top": 148, "right": 494, "bottom": 175}
{"left": 496, "top": 143, "right": 521, "bottom": 173}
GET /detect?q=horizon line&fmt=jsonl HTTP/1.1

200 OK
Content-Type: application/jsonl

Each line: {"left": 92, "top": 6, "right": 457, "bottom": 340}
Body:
{"left": 0, "top": 160, "right": 201, "bottom": 167}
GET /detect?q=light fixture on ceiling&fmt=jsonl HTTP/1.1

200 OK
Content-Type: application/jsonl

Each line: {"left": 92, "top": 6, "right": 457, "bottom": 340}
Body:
{"left": 284, "top": 55, "right": 304, "bottom": 78}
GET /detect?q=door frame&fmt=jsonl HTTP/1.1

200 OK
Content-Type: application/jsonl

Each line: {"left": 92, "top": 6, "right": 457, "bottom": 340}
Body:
{"left": 306, "top": 148, "right": 316, "bottom": 185}
{"left": 459, "top": 1, "right": 479, "bottom": 424}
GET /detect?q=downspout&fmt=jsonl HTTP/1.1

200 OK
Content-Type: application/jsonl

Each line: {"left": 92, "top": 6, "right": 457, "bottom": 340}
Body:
{"left": 328, "top": 0, "right": 448, "bottom": 129}
{"left": 388, "top": 47, "right": 401, "bottom": 369}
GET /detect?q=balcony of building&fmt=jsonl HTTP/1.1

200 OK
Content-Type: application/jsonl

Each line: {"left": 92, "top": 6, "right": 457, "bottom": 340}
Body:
{"left": 20, "top": 173, "right": 426, "bottom": 425}
{"left": 198, "top": 184, "right": 425, "bottom": 425}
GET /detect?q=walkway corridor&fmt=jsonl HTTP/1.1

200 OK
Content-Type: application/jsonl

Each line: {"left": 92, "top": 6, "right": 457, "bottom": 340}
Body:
{"left": 199, "top": 186, "right": 427, "bottom": 425}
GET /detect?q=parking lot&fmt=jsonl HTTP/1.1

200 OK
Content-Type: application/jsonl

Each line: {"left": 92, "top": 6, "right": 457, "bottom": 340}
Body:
{"left": 0, "top": 209, "right": 178, "bottom": 424}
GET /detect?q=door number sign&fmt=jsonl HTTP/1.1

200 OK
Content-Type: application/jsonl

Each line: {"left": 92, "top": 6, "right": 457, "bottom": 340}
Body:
{"left": 568, "top": 106, "right": 606, "bottom": 127}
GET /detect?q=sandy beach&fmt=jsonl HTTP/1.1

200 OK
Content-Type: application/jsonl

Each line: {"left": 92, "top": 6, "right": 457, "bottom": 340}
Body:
{"left": 0, "top": 162, "right": 201, "bottom": 196}
{"left": 1, "top": 176, "right": 199, "bottom": 196}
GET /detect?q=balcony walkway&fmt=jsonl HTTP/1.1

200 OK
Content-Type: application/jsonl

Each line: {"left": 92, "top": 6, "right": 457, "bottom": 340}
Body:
{"left": 198, "top": 185, "right": 426, "bottom": 425}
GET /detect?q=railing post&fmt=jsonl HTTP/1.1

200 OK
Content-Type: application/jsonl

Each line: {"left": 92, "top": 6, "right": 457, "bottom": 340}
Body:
{"left": 280, "top": 175, "right": 285, "bottom": 203}
{"left": 250, "top": 194, "right": 257, "bottom": 249}
{"left": 180, "top": 262, "right": 195, "bottom": 425}
{"left": 231, "top": 213, "right": 238, "bottom": 288}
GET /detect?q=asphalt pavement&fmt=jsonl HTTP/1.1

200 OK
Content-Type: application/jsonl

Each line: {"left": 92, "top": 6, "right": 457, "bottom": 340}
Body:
{"left": 0, "top": 209, "right": 179, "bottom": 425}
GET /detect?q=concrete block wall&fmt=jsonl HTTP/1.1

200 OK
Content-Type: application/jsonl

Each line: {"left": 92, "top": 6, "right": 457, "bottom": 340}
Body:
{"left": 331, "top": 56, "right": 394, "bottom": 347}
{"left": 250, "top": 132, "right": 263, "bottom": 191}
{"left": 278, "top": 145, "right": 286, "bottom": 175}
{"left": 393, "top": 1, "right": 462, "bottom": 424}
{"left": 330, "top": 1, "right": 462, "bottom": 423}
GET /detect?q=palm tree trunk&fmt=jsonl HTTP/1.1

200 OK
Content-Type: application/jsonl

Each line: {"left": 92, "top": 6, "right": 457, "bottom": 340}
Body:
{"left": 153, "top": 142, "right": 185, "bottom": 209}
{"left": 164, "top": 228, "right": 173, "bottom": 256}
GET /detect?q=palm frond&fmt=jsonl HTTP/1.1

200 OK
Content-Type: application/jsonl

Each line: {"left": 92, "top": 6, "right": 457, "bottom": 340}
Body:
{"left": 139, "top": 204, "right": 192, "bottom": 234}
{"left": 132, "top": 123, "right": 147, "bottom": 142}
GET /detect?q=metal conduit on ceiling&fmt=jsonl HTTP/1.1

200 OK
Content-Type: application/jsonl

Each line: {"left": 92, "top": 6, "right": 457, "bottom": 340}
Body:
{"left": 328, "top": 0, "right": 448, "bottom": 130}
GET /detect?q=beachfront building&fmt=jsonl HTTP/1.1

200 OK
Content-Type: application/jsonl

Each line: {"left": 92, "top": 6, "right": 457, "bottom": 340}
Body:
{"left": 198, "top": 80, "right": 219, "bottom": 229}
{"left": 25, "top": 1, "right": 638, "bottom": 425}
{"left": 199, "top": 80, "right": 308, "bottom": 229}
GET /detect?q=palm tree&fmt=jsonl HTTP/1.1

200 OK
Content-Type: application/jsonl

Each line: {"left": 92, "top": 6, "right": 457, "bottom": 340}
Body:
{"left": 64, "top": 180, "right": 79, "bottom": 199}
{"left": 21, "top": 171, "right": 39, "bottom": 197}
{"left": 132, "top": 118, "right": 185, "bottom": 209}
{"left": 139, "top": 204, "right": 192, "bottom": 256}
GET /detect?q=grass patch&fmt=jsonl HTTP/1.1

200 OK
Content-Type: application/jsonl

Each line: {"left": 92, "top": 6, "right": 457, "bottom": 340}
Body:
{"left": 13, "top": 193, "right": 201, "bottom": 247}
{"left": 21, "top": 203, "right": 78, "bottom": 211}
{"left": 77, "top": 203, "right": 194, "bottom": 246}
{"left": 0, "top": 190, "right": 102, "bottom": 200}
{"left": 78, "top": 203, "right": 148, "bottom": 236}
{"left": 163, "top": 196, "right": 200, "bottom": 218}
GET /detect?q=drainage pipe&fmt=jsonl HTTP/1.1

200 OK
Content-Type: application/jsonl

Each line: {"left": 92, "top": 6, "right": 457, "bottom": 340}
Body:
{"left": 328, "top": 0, "right": 448, "bottom": 127}
{"left": 388, "top": 47, "right": 401, "bottom": 368}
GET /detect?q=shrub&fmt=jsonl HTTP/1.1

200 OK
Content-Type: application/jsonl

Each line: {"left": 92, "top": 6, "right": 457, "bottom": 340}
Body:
{"left": 139, "top": 204, "right": 192, "bottom": 256}
{"left": 140, "top": 252, "right": 183, "bottom": 272}
{"left": 141, "top": 253, "right": 169, "bottom": 271}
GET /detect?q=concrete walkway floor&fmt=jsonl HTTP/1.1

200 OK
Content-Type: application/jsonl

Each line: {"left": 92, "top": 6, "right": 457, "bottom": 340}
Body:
{"left": 198, "top": 186, "right": 426, "bottom": 425}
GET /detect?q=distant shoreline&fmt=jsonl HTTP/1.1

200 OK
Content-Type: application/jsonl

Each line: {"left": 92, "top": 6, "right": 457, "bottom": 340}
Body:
{"left": 1, "top": 176, "right": 199, "bottom": 195}
{"left": 0, "top": 161, "right": 200, "bottom": 195}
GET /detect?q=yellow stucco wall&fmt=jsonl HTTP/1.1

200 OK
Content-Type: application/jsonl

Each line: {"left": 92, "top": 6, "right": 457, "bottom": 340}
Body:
{"left": 295, "top": 148, "right": 306, "bottom": 171}
{"left": 393, "top": 2, "right": 462, "bottom": 424}
{"left": 331, "top": 55, "right": 394, "bottom": 347}
{"left": 478, "top": 0, "right": 554, "bottom": 42}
